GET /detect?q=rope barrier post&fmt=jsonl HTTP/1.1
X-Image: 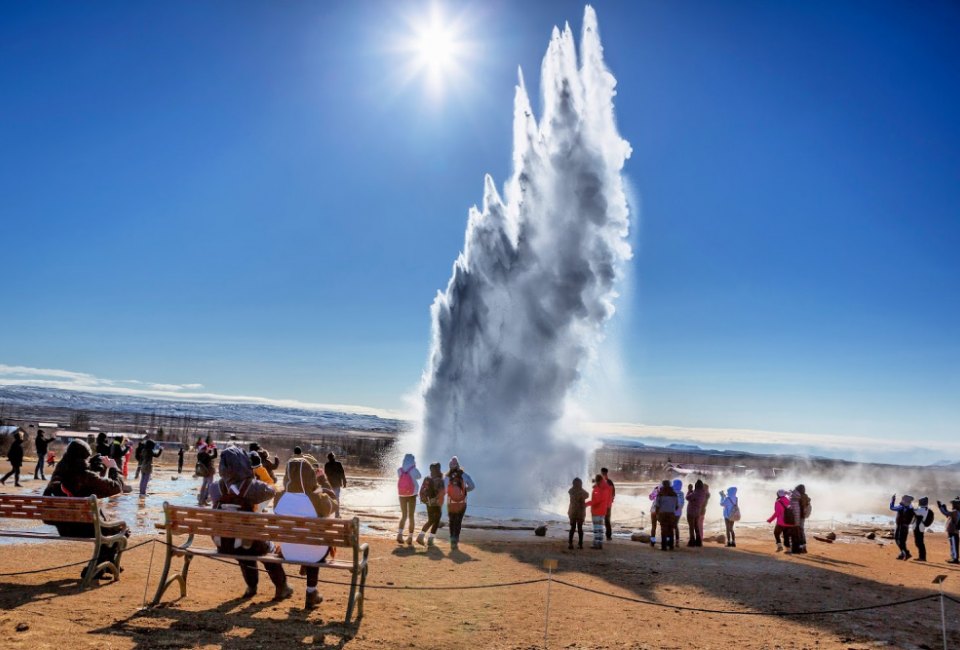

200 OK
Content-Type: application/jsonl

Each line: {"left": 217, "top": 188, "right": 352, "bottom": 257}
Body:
{"left": 542, "top": 558, "right": 558, "bottom": 649}
{"left": 140, "top": 539, "right": 158, "bottom": 611}
{"left": 933, "top": 574, "right": 948, "bottom": 650}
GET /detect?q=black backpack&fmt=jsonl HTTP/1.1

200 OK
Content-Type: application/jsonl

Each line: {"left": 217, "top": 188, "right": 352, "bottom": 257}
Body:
{"left": 783, "top": 504, "right": 797, "bottom": 526}
{"left": 923, "top": 509, "right": 935, "bottom": 528}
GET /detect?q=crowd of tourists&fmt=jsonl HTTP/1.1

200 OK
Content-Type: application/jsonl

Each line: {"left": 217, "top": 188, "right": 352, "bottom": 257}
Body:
{"left": 395, "top": 453, "right": 475, "bottom": 551}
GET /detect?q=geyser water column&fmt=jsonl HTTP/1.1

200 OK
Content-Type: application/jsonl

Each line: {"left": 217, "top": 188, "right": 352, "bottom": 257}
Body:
{"left": 418, "top": 6, "right": 632, "bottom": 507}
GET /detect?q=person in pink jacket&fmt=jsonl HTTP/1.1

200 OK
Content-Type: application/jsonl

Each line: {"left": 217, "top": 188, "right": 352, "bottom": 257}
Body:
{"left": 766, "top": 489, "right": 797, "bottom": 552}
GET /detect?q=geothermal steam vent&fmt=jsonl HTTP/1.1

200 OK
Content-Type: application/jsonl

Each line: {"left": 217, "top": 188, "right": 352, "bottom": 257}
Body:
{"left": 419, "top": 6, "right": 632, "bottom": 507}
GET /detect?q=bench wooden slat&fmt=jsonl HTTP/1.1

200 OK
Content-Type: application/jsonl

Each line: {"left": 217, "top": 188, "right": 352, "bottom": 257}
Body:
{"left": 165, "top": 506, "right": 358, "bottom": 547}
{"left": 0, "top": 495, "right": 96, "bottom": 523}
{"left": 171, "top": 546, "right": 358, "bottom": 569}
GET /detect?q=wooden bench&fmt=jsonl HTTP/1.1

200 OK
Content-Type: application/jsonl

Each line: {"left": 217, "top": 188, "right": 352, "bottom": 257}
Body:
{"left": 0, "top": 494, "right": 128, "bottom": 590}
{"left": 152, "top": 502, "right": 369, "bottom": 623}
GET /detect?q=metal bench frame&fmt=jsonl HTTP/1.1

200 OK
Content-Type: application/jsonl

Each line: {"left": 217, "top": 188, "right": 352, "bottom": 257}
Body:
{"left": 152, "top": 502, "right": 369, "bottom": 623}
{"left": 0, "top": 494, "right": 127, "bottom": 590}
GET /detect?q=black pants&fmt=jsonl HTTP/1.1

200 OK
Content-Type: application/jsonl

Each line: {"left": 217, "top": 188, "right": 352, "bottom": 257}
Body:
{"left": 913, "top": 528, "right": 926, "bottom": 561}
{"left": 421, "top": 505, "right": 442, "bottom": 534}
{"left": 650, "top": 510, "right": 658, "bottom": 537}
{"left": 687, "top": 513, "right": 701, "bottom": 546}
{"left": 774, "top": 524, "right": 788, "bottom": 546}
{"left": 604, "top": 506, "right": 613, "bottom": 540}
{"left": 796, "top": 519, "right": 807, "bottom": 549}
{"left": 569, "top": 518, "right": 584, "bottom": 547}
{"left": 35, "top": 456, "right": 46, "bottom": 480}
{"left": 657, "top": 513, "right": 677, "bottom": 549}
{"left": 1, "top": 464, "right": 21, "bottom": 485}
{"left": 894, "top": 524, "right": 909, "bottom": 556}
{"left": 448, "top": 509, "right": 465, "bottom": 540}
{"left": 724, "top": 518, "right": 736, "bottom": 545}
{"left": 221, "top": 540, "right": 286, "bottom": 591}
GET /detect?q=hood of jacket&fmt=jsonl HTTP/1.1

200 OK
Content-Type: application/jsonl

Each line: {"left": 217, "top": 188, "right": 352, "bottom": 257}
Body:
{"left": 219, "top": 446, "right": 253, "bottom": 486}
{"left": 672, "top": 479, "right": 683, "bottom": 493}
{"left": 401, "top": 453, "right": 417, "bottom": 472}
{"left": 726, "top": 487, "right": 738, "bottom": 499}
{"left": 285, "top": 457, "right": 319, "bottom": 494}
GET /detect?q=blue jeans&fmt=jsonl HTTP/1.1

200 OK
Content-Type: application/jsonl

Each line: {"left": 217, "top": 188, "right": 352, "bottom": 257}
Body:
{"left": 333, "top": 487, "right": 341, "bottom": 517}
{"left": 139, "top": 471, "right": 151, "bottom": 496}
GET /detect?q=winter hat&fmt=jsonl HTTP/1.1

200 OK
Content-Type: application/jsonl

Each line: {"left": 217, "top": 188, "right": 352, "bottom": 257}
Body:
{"left": 449, "top": 456, "right": 460, "bottom": 471}
{"left": 918, "top": 497, "right": 929, "bottom": 507}
{"left": 249, "top": 443, "right": 261, "bottom": 452}
{"left": 777, "top": 489, "right": 787, "bottom": 498}
{"left": 900, "top": 495, "right": 914, "bottom": 506}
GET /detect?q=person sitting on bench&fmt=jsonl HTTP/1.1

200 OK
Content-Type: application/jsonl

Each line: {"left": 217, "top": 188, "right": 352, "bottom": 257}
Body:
{"left": 209, "top": 447, "right": 292, "bottom": 601}
{"left": 274, "top": 456, "right": 338, "bottom": 610}
{"left": 43, "top": 440, "right": 128, "bottom": 580}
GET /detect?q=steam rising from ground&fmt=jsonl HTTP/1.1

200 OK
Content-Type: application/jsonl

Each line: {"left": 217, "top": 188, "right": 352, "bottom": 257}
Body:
{"left": 417, "top": 6, "right": 631, "bottom": 505}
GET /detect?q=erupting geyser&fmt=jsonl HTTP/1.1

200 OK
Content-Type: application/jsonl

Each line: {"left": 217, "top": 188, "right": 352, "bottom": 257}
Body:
{"left": 418, "top": 6, "right": 632, "bottom": 506}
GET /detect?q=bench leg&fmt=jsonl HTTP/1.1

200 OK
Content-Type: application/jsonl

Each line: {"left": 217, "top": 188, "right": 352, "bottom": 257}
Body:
{"left": 80, "top": 540, "right": 102, "bottom": 592}
{"left": 345, "top": 568, "right": 359, "bottom": 624}
{"left": 357, "top": 563, "right": 369, "bottom": 620}
{"left": 152, "top": 550, "right": 192, "bottom": 605}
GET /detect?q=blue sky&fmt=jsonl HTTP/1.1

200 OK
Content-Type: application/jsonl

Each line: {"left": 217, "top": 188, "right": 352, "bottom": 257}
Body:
{"left": 1, "top": 1, "right": 957, "bottom": 448}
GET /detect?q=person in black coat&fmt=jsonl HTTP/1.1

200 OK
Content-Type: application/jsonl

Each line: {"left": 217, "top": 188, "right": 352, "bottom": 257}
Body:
{"left": 34, "top": 429, "right": 53, "bottom": 480}
{"left": 1, "top": 430, "right": 25, "bottom": 486}
{"left": 324, "top": 452, "right": 347, "bottom": 516}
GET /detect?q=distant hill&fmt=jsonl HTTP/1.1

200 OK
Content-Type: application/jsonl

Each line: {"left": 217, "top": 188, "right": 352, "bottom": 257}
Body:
{"left": 0, "top": 385, "right": 404, "bottom": 433}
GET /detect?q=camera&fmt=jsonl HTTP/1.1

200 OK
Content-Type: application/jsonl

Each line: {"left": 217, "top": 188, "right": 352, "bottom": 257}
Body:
{"left": 89, "top": 454, "right": 106, "bottom": 473}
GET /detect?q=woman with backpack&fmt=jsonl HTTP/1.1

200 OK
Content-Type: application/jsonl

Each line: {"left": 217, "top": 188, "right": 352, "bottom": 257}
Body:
{"left": 568, "top": 477, "right": 589, "bottom": 550}
{"left": 396, "top": 453, "right": 421, "bottom": 545}
{"left": 720, "top": 486, "right": 739, "bottom": 547}
{"left": 209, "top": 447, "right": 292, "bottom": 601}
{"left": 445, "top": 456, "right": 474, "bottom": 551}
{"left": 767, "top": 489, "right": 796, "bottom": 552}
{"left": 416, "top": 463, "right": 445, "bottom": 547}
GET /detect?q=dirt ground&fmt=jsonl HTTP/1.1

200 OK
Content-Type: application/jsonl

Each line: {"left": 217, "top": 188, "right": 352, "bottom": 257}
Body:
{"left": 1, "top": 518, "right": 959, "bottom": 650}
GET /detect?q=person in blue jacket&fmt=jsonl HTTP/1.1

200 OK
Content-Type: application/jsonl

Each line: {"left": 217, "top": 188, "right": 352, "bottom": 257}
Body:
{"left": 889, "top": 494, "right": 914, "bottom": 560}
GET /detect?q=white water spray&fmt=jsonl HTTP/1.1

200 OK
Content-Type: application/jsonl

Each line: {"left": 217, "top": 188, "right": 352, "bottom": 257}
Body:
{"left": 417, "top": 6, "right": 632, "bottom": 506}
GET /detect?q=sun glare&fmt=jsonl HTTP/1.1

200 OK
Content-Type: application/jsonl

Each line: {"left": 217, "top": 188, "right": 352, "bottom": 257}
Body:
{"left": 397, "top": 4, "right": 472, "bottom": 99}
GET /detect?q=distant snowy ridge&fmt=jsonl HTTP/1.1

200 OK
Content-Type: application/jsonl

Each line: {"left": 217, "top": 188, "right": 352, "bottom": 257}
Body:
{"left": 0, "top": 385, "right": 404, "bottom": 432}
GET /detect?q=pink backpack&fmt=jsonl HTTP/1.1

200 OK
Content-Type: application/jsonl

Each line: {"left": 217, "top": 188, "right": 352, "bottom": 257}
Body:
{"left": 398, "top": 468, "right": 416, "bottom": 495}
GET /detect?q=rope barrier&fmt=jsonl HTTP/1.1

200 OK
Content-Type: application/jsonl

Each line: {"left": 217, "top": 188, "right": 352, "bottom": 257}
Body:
{"left": 1, "top": 537, "right": 956, "bottom": 615}
{"left": 0, "top": 539, "right": 154, "bottom": 577}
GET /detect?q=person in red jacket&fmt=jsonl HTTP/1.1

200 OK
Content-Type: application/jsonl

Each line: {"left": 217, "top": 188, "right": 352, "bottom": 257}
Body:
{"left": 584, "top": 474, "right": 611, "bottom": 550}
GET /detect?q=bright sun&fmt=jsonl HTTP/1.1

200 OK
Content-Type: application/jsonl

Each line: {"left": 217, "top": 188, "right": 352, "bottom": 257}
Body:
{"left": 397, "top": 5, "right": 472, "bottom": 98}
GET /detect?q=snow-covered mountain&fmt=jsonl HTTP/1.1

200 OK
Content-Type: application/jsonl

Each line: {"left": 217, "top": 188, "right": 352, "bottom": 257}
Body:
{"left": 0, "top": 385, "right": 405, "bottom": 432}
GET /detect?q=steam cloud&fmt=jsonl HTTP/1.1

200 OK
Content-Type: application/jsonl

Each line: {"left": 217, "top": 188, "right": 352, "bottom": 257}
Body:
{"left": 418, "top": 6, "right": 632, "bottom": 505}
